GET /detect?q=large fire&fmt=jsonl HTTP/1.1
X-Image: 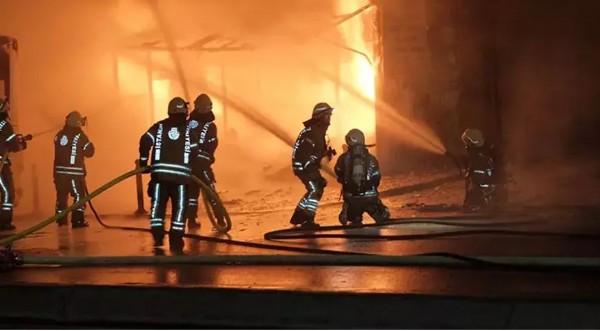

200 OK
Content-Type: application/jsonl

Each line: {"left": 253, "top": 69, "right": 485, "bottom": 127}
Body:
{"left": 332, "top": 0, "right": 376, "bottom": 145}
{"left": 115, "top": 0, "right": 378, "bottom": 154}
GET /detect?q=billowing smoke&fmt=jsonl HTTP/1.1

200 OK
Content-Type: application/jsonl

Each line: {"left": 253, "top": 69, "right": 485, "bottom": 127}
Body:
{"left": 0, "top": 0, "right": 387, "bottom": 216}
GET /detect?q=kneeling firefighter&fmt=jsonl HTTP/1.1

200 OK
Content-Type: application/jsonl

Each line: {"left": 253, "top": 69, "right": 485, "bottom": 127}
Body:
{"left": 0, "top": 99, "right": 28, "bottom": 231}
{"left": 290, "top": 102, "right": 336, "bottom": 229}
{"left": 139, "top": 97, "right": 194, "bottom": 251}
{"left": 185, "top": 94, "right": 221, "bottom": 229}
{"left": 334, "top": 129, "right": 389, "bottom": 225}
{"left": 461, "top": 128, "right": 498, "bottom": 211}
{"left": 53, "top": 111, "right": 95, "bottom": 228}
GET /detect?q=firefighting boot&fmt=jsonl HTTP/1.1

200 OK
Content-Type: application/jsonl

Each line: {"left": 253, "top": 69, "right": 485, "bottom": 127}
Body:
{"left": 338, "top": 202, "right": 349, "bottom": 225}
{"left": 301, "top": 220, "right": 321, "bottom": 230}
{"left": 169, "top": 231, "right": 184, "bottom": 252}
{"left": 151, "top": 227, "right": 165, "bottom": 247}
{"left": 374, "top": 202, "right": 391, "bottom": 224}
{"left": 348, "top": 216, "right": 363, "bottom": 227}
{"left": 71, "top": 211, "right": 89, "bottom": 229}
{"left": 300, "top": 213, "right": 320, "bottom": 230}
{"left": 0, "top": 211, "right": 15, "bottom": 231}
{"left": 290, "top": 208, "right": 308, "bottom": 225}
{"left": 56, "top": 216, "right": 68, "bottom": 227}
{"left": 56, "top": 209, "right": 68, "bottom": 226}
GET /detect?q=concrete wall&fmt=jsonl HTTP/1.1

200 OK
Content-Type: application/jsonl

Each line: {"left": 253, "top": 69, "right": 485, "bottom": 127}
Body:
{"left": 376, "top": 0, "right": 497, "bottom": 174}
{"left": 376, "top": 0, "right": 600, "bottom": 175}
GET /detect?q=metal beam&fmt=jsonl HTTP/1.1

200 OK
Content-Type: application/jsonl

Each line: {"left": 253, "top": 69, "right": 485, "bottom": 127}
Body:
{"left": 125, "top": 45, "right": 255, "bottom": 52}
{"left": 184, "top": 34, "right": 221, "bottom": 49}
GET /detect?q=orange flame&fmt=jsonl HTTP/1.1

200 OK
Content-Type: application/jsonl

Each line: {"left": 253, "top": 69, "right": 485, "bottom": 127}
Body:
{"left": 333, "top": 0, "right": 376, "bottom": 145}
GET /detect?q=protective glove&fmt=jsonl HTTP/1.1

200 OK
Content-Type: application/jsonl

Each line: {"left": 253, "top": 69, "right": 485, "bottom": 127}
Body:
{"left": 15, "top": 134, "right": 29, "bottom": 151}
{"left": 319, "top": 177, "right": 328, "bottom": 188}
{"left": 138, "top": 158, "right": 152, "bottom": 173}
{"left": 195, "top": 157, "right": 212, "bottom": 170}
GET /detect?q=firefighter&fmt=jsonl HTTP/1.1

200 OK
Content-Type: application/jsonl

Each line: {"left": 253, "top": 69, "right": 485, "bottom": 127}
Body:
{"left": 290, "top": 102, "right": 335, "bottom": 229}
{"left": 185, "top": 93, "right": 221, "bottom": 229}
{"left": 461, "top": 128, "right": 498, "bottom": 212}
{"left": 53, "top": 111, "right": 95, "bottom": 228}
{"left": 334, "top": 129, "right": 390, "bottom": 225}
{"left": 0, "top": 99, "right": 28, "bottom": 230}
{"left": 139, "top": 97, "right": 193, "bottom": 251}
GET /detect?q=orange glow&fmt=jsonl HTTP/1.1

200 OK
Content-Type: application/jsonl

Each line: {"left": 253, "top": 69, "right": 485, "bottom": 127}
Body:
{"left": 152, "top": 78, "right": 170, "bottom": 120}
{"left": 333, "top": 0, "right": 376, "bottom": 145}
{"left": 117, "top": 57, "right": 147, "bottom": 96}
{"left": 204, "top": 66, "right": 224, "bottom": 118}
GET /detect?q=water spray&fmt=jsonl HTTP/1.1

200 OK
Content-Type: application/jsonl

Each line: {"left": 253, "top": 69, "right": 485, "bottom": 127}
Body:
{"left": 302, "top": 56, "right": 446, "bottom": 155}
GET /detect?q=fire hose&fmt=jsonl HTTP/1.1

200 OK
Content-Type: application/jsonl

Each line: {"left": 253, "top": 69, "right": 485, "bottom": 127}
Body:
{"left": 2, "top": 165, "right": 600, "bottom": 272}
{"left": 263, "top": 221, "right": 600, "bottom": 241}
{"left": 0, "top": 166, "right": 235, "bottom": 247}
{"left": 0, "top": 133, "right": 32, "bottom": 174}
{"left": 0, "top": 165, "right": 368, "bottom": 256}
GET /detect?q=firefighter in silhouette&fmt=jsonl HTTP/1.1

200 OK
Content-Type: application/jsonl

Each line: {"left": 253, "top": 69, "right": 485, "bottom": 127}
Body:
{"left": 185, "top": 93, "right": 222, "bottom": 229}
{"left": 290, "top": 102, "right": 335, "bottom": 229}
{"left": 0, "top": 99, "right": 28, "bottom": 230}
{"left": 139, "top": 97, "right": 193, "bottom": 251}
{"left": 53, "top": 111, "right": 95, "bottom": 228}
{"left": 461, "top": 128, "right": 498, "bottom": 212}
{"left": 335, "top": 129, "right": 389, "bottom": 225}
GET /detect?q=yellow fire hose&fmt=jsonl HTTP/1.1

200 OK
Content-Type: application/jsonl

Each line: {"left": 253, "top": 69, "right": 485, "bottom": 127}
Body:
{"left": 2, "top": 160, "right": 600, "bottom": 272}
{"left": 0, "top": 166, "right": 232, "bottom": 247}
{"left": 195, "top": 178, "right": 231, "bottom": 233}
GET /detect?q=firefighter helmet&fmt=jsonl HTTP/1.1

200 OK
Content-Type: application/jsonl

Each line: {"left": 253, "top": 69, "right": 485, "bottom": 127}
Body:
{"left": 66, "top": 111, "right": 85, "bottom": 128}
{"left": 193, "top": 94, "right": 213, "bottom": 113}
{"left": 311, "top": 102, "right": 334, "bottom": 119}
{"left": 167, "top": 97, "right": 189, "bottom": 115}
{"left": 461, "top": 128, "right": 485, "bottom": 148}
{"left": 345, "top": 128, "right": 365, "bottom": 146}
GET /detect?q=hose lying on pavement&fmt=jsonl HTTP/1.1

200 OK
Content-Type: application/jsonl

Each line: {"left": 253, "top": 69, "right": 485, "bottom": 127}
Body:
{"left": 17, "top": 254, "right": 600, "bottom": 273}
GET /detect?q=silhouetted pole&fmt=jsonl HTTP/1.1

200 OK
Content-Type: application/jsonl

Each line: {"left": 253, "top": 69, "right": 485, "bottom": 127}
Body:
{"left": 146, "top": 51, "right": 155, "bottom": 125}
{"left": 31, "top": 164, "right": 41, "bottom": 217}
{"left": 221, "top": 65, "right": 228, "bottom": 134}
{"left": 134, "top": 159, "right": 147, "bottom": 215}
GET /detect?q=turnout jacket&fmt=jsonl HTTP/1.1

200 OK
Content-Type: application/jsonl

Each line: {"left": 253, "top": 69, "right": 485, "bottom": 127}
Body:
{"left": 292, "top": 119, "right": 328, "bottom": 172}
{"left": 53, "top": 126, "right": 94, "bottom": 177}
{"left": 188, "top": 111, "right": 218, "bottom": 167}
{"left": 139, "top": 117, "right": 195, "bottom": 184}
{"left": 0, "top": 119, "right": 26, "bottom": 165}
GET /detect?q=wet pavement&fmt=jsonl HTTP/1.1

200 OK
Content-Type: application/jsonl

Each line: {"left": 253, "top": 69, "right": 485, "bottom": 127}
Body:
{"left": 2, "top": 202, "right": 600, "bottom": 299}
{"left": 1, "top": 171, "right": 600, "bottom": 328}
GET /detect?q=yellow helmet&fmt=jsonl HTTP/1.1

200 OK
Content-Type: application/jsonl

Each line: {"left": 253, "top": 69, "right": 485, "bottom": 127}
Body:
{"left": 461, "top": 128, "right": 484, "bottom": 147}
